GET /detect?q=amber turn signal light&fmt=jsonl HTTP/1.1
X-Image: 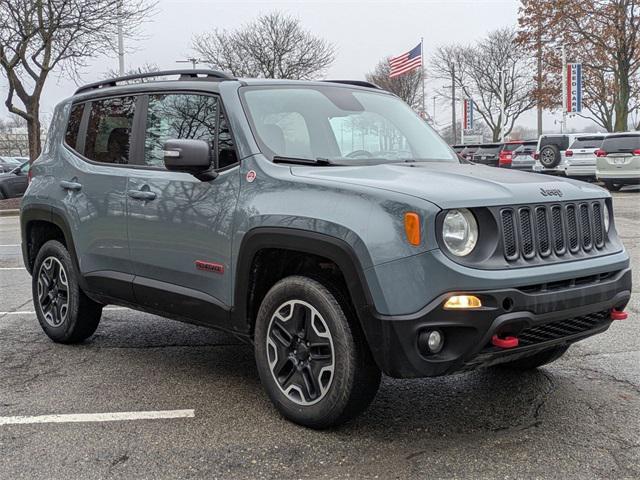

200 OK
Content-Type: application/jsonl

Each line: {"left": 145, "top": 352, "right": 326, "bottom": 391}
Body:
{"left": 444, "top": 295, "right": 482, "bottom": 309}
{"left": 404, "top": 212, "right": 421, "bottom": 246}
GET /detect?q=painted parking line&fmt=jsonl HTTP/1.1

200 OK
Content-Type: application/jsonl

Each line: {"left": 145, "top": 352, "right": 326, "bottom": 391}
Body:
{"left": 0, "top": 307, "right": 127, "bottom": 315}
{"left": 0, "top": 409, "right": 195, "bottom": 426}
{"left": 0, "top": 267, "right": 26, "bottom": 270}
{"left": 0, "top": 244, "right": 20, "bottom": 247}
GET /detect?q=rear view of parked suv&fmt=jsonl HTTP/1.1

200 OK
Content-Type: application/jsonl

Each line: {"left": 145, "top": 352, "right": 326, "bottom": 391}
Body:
{"left": 21, "top": 70, "right": 632, "bottom": 428}
{"left": 564, "top": 134, "right": 606, "bottom": 179}
{"left": 534, "top": 133, "right": 602, "bottom": 178}
{"left": 596, "top": 132, "right": 640, "bottom": 190}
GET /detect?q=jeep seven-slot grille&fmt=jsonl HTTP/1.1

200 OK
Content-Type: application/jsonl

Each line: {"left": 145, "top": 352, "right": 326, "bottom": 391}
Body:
{"left": 500, "top": 201, "right": 607, "bottom": 262}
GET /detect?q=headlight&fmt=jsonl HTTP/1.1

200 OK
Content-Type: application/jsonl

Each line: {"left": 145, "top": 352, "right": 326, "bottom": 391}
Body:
{"left": 442, "top": 209, "right": 478, "bottom": 256}
{"left": 604, "top": 203, "right": 610, "bottom": 232}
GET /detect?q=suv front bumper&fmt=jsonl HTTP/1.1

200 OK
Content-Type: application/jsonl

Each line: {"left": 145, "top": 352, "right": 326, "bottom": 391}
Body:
{"left": 361, "top": 268, "right": 632, "bottom": 378}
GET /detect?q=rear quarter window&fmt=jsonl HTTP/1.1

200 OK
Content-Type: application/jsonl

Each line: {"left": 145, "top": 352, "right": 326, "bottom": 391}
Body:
{"left": 64, "top": 103, "right": 85, "bottom": 151}
{"left": 602, "top": 135, "right": 640, "bottom": 153}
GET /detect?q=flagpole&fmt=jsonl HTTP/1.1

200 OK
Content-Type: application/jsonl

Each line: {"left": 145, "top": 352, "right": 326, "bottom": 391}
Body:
{"left": 421, "top": 37, "right": 426, "bottom": 119}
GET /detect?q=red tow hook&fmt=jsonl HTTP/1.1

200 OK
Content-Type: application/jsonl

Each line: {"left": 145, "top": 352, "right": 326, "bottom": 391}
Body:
{"left": 492, "top": 335, "right": 519, "bottom": 349}
{"left": 611, "top": 309, "right": 628, "bottom": 321}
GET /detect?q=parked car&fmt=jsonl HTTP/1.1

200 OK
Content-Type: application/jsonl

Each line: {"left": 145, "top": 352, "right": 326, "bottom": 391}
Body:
{"left": 565, "top": 134, "right": 606, "bottom": 179}
{"left": 497, "top": 141, "right": 524, "bottom": 168}
{"left": 0, "top": 156, "right": 22, "bottom": 173}
{"left": 509, "top": 140, "right": 538, "bottom": 172}
{"left": 596, "top": 132, "right": 640, "bottom": 190}
{"left": 0, "top": 161, "right": 29, "bottom": 199}
{"left": 20, "top": 70, "right": 631, "bottom": 429}
{"left": 451, "top": 144, "right": 466, "bottom": 154}
{"left": 459, "top": 144, "right": 480, "bottom": 161}
{"left": 472, "top": 143, "right": 504, "bottom": 166}
{"left": 534, "top": 133, "right": 595, "bottom": 176}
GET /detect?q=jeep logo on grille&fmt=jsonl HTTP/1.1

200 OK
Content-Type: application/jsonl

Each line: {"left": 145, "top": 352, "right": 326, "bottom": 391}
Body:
{"left": 539, "top": 187, "right": 563, "bottom": 197}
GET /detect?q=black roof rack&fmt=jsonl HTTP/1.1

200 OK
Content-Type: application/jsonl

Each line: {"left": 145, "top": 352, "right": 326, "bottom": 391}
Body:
{"left": 322, "top": 80, "right": 381, "bottom": 89}
{"left": 75, "top": 69, "right": 234, "bottom": 95}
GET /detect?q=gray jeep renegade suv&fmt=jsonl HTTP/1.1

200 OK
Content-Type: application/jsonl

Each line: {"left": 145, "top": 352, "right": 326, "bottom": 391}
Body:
{"left": 21, "top": 70, "right": 632, "bottom": 428}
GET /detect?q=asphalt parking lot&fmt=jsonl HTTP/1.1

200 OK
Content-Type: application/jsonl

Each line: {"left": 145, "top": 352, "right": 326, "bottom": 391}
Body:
{"left": 0, "top": 188, "right": 638, "bottom": 480}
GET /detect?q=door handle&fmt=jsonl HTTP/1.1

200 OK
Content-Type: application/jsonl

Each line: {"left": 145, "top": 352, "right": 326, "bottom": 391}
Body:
{"left": 60, "top": 180, "right": 82, "bottom": 191}
{"left": 128, "top": 190, "right": 157, "bottom": 201}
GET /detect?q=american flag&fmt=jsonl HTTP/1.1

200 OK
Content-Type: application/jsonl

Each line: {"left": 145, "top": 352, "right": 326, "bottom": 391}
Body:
{"left": 389, "top": 43, "right": 422, "bottom": 78}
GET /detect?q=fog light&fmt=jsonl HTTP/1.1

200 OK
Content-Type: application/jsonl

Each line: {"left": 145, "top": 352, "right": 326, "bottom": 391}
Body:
{"left": 444, "top": 295, "right": 482, "bottom": 309}
{"left": 427, "top": 330, "right": 443, "bottom": 353}
{"left": 419, "top": 329, "right": 444, "bottom": 354}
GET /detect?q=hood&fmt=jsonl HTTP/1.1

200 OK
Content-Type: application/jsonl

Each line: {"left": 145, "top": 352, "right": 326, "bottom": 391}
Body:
{"left": 290, "top": 162, "right": 608, "bottom": 209}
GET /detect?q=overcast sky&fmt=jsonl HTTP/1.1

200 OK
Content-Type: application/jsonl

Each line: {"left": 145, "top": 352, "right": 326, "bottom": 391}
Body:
{"left": 1, "top": 0, "right": 597, "bottom": 132}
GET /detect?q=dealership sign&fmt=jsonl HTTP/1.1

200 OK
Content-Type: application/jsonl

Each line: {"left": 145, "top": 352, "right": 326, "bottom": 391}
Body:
{"left": 566, "top": 63, "right": 582, "bottom": 113}
{"left": 463, "top": 99, "right": 474, "bottom": 129}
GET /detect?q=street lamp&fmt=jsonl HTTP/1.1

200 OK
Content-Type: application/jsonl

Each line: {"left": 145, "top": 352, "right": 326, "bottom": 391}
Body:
{"left": 499, "top": 68, "right": 507, "bottom": 142}
{"left": 176, "top": 58, "right": 203, "bottom": 69}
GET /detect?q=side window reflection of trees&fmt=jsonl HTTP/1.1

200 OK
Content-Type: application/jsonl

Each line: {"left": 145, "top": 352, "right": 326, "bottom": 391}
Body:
{"left": 144, "top": 94, "right": 218, "bottom": 167}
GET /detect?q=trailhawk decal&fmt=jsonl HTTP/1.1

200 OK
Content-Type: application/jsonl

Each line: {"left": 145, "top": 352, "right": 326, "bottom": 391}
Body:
{"left": 195, "top": 260, "right": 225, "bottom": 274}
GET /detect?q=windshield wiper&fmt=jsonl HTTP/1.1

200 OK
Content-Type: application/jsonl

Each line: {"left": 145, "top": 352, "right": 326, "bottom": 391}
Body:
{"left": 272, "top": 156, "right": 335, "bottom": 166}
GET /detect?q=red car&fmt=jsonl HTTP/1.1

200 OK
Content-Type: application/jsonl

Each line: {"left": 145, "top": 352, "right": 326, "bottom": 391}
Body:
{"left": 498, "top": 141, "right": 525, "bottom": 168}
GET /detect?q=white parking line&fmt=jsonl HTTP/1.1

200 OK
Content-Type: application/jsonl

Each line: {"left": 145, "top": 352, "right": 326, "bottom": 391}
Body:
{"left": 0, "top": 409, "right": 195, "bottom": 426}
{"left": 0, "top": 244, "right": 20, "bottom": 247}
{"left": 0, "top": 267, "right": 26, "bottom": 270}
{"left": 0, "top": 307, "right": 127, "bottom": 315}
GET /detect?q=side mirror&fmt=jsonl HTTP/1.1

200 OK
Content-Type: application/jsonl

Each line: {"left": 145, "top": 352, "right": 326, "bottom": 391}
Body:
{"left": 163, "top": 139, "right": 218, "bottom": 181}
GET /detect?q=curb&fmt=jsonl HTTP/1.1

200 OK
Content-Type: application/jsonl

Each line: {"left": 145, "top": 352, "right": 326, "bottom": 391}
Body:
{"left": 0, "top": 209, "right": 19, "bottom": 217}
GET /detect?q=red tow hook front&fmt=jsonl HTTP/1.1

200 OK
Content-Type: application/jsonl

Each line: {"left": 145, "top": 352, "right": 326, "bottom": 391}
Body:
{"left": 492, "top": 335, "right": 519, "bottom": 349}
{"left": 611, "top": 309, "right": 628, "bottom": 321}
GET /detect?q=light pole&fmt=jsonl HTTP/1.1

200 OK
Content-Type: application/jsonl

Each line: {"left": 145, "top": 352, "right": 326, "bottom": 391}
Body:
{"left": 559, "top": 45, "right": 567, "bottom": 133}
{"left": 117, "top": 1, "right": 125, "bottom": 76}
{"left": 500, "top": 68, "right": 506, "bottom": 142}
{"left": 176, "top": 58, "right": 202, "bottom": 69}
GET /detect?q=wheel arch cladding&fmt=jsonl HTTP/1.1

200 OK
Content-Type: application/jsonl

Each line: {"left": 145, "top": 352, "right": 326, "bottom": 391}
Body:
{"left": 21, "top": 205, "right": 80, "bottom": 281}
{"left": 233, "top": 227, "right": 382, "bottom": 336}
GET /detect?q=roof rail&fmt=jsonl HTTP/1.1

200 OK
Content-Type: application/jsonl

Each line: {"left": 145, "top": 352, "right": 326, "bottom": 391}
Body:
{"left": 74, "top": 69, "right": 234, "bottom": 95}
{"left": 322, "top": 80, "right": 381, "bottom": 89}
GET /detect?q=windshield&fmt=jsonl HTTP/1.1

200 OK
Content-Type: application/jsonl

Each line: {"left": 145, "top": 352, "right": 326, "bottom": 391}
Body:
{"left": 570, "top": 136, "right": 604, "bottom": 149}
{"left": 241, "top": 85, "right": 457, "bottom": 164}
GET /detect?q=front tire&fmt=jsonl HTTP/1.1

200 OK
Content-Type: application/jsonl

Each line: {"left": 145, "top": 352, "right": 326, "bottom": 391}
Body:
{"left": 32, "top": 240, "right": 103, "bottom": 343}
{"left": 254, "top": 276, "right": 381, "bottom": 429}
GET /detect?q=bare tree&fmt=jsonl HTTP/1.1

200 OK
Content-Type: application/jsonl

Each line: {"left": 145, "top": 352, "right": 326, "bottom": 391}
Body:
{"left": 518, "top": 0, "right": 640, "bottom": 132}
{"left": 430, "top": 28, "right": 536, "bottom": 141}
{"left": 365, "top": 58, "right": 424, "bottom": 111}
{"left": 192, "top": 11, "right": 335, "bottom": 80}
{"left": 0, "top": 0, "right": 155, "bottom": 161}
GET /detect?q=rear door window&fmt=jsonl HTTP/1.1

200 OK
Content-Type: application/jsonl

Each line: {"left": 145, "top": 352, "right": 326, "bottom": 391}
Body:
{"left": 601, "top": 135, "right": 640, "bottom": 153}
{"left": 84, "top": 97, "right": 136, "bottom": 164}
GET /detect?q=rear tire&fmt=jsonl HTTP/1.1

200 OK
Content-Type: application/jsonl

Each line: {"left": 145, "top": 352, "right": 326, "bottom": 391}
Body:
{"left": 254, "top": 275, "right": 381, "bottom": 429}
{"left": 32, "top": 240, "right": 102, "bottom": 344}
{"left": 496, "top": 345, "right": 569, "bottom": 371}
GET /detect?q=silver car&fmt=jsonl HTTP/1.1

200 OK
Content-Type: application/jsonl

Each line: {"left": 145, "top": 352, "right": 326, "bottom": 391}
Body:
{"left": 565, "top": 135, "right": 606, "bottom": 179}
{"left": 597, "top": 133, "right": 640, "bottom": 190}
